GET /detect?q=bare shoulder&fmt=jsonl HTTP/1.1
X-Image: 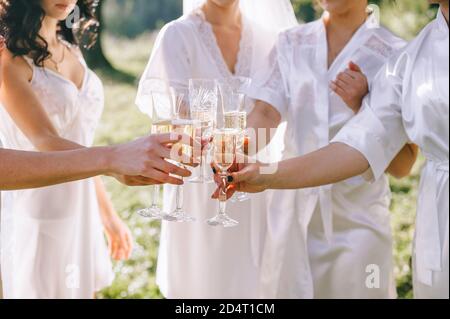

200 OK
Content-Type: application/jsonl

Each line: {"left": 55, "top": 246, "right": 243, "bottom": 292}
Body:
{"left": 1, "top": 49, "right": 33, "bottom": 82}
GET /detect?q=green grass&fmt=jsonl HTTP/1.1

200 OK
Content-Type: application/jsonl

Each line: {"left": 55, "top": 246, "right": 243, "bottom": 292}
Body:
{"left": 93, "top": 33, "right": 419, "bottom": 299}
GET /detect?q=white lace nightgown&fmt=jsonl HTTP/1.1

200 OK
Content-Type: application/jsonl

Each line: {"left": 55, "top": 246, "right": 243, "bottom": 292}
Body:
{"left": 0, "top": 50, "right": 114, "bottom": 299}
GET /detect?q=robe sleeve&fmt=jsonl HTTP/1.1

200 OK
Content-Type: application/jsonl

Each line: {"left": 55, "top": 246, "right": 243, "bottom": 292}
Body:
{"left": 332, "top": 52, "right": 410, "bottom": 182}
{"left": 135, "top": 22, "right": 191, "bottom": 116}
{"left": 247, "top": 33, "right": 290, "bottom": 119}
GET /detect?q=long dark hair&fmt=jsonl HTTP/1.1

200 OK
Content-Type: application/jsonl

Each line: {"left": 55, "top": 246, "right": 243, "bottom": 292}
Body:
{"left": 0, "top": 0, "right": 99, "bottom": 66}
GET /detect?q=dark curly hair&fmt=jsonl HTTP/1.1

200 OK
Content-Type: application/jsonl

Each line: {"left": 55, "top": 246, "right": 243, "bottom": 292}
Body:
{"left": 0, "top": 0, "right": 99, "bottom": 67}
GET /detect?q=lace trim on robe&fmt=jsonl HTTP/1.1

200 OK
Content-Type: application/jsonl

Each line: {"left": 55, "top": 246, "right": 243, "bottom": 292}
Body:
{"left": 190, "top": 9, "right": 253, "bottom": 78}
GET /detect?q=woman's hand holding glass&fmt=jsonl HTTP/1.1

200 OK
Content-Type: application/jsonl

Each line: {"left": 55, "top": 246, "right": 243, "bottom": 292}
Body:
{"left": 218, "top": 77, "right": 252, "bottom": 202}
{"left": 207, "top": 128, "right": 240, "bottom": 228}
{"left": 136, "top": 78, "right": 199, "bottom": 221}
{"left": 211, "top": 157, "right": 270, "bottom": 201}
{"left": 108, "top": 133, "right": 194, "bottom": 187}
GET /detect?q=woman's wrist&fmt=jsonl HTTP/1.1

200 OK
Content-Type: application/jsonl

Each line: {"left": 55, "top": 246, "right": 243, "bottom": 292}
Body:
{"left": 98, "top": 146, "right": 120, "bottom": 176}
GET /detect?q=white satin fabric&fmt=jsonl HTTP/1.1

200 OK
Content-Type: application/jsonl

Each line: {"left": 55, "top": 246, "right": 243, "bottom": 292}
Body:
{"left": 248, "top": 13, "right": 405, "bottom": 298}
{"left": 0, "top": 52, "right": 113, "bottom": 298}
{"left": 136, "top": 6, "right": 296, "bottom": 298}
{"left": 333, "top": 9, "right": 449, "bottom": 299}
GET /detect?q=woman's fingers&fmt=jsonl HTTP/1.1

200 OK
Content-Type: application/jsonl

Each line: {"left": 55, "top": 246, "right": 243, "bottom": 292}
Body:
{"left": 228, "top": 163, "right": 257, "bottom": 187}
{"left": 110, "top": 239, "right": 118, "bottom": 259}
{"left": 348, "top": 61, "right": 362, "bottom": 73}
{"left": 121, "top": 175, "right": 162, "bottom": 186}
{"left": 211, "top": 184, "right": 237, "bottom": 200}
{"left": 157, "top": 141, "right": 200, "bottom": 168}
{"left": 125, "top": 230, "right": 133, "bottom": 259}
{"left": 336, "top": 72, "right": 354, "bottom": 84}
{"left": 141, "top": 167, "right": 184, "bottom": 185}
{"left": 130, "top": 176, "right": 162, "bottom": 185}
{"left": 344, "top": 69, "right": 363, "bottom": 80}
{"left": 330, "top": 80, "right": 348, "bottom": 98}
{"left": 156, "top": 132, "right": 182, "bottom": 144}
{"left": 117, "top": 230, "right": 132, "bottom": 260}
{"left": 211, "top": 187, "right": 221, "bottom": 199}
{"left": 149, "top": 155, "right": 191, "bottom": 178}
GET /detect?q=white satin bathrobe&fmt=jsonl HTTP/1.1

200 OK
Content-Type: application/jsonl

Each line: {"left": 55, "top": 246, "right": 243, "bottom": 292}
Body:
{"left": 333, "top": 9, "right": 449, "bottom": 299}
{"left": 248, "top": 14, "right": 406, "bottom": 298}
{"left": 136, "top": 9, "right": 294, "bottom": 298}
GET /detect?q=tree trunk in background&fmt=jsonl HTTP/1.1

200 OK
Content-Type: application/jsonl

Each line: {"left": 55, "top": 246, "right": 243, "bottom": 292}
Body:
{"left": 84, "top": 0, "right": 113, "bottom": 70}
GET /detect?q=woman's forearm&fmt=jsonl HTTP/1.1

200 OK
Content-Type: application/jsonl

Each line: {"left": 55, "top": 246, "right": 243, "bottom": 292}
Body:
{"left": 0, "top": 147, "right": 112, "bottom": 190}
{"left": 94, "top": 176, "right": 116, "bottom": 221}
{"left": 267, "top": 143, "right": 370, "bottom": 190}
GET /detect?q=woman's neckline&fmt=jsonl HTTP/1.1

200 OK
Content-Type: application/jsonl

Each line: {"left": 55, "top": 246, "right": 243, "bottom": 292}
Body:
{"left": 192, "top": 8, "right": 252, "bottom": 78}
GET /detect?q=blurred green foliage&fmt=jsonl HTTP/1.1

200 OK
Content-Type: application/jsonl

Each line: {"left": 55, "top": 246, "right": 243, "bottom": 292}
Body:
{"left": 103, "top": 0, "right": 182, "bottom": 37}
{"left": 103, "top": 0, "right": 437, "bottom": 40}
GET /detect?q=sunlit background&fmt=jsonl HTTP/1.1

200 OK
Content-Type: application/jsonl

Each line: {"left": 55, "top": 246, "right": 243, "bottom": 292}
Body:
{"left": 90, "top": 0, "right": 438, "bottom": 299}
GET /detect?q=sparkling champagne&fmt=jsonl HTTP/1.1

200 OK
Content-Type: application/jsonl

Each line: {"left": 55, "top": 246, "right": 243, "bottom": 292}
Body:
{"left": 192, "top": 110, "right": 214, "bottom": 136}
{"left": 171, "top": 119, "right": 200, "bottom": 160}
{"left": 224, "top": 111, "right": 247, "bottom": 131}
{"left": 213, "top": 129, "right": 238, "bottom": 172}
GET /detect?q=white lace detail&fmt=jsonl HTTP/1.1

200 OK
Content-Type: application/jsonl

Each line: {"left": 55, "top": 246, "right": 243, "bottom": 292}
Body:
{"left": 3, "top": 53, "right": 103, "bottom": 147}
{"left": 283, "top": 27, "right": 318, "bottom": 49}
{"left": 263, "top": 48, "right": 284, "bottom": 92}
{"left": 191, "top": 9, "right": 253, "bottom": 79}
{"left": 364, "top": 34, "right": 394, "bottom": 58}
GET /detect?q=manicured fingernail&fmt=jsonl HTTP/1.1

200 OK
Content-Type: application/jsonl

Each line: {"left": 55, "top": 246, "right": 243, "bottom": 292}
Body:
{"left": 227, "top": 176, "right": 234, "bottom": 183}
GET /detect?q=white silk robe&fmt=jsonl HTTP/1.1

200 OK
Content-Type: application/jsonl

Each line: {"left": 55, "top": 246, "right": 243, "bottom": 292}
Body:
{"left": 248, "top": 14, "right": 406, "bottom": 298}
{"left": 333, "top": 9, "right": 449, "bottom": 299}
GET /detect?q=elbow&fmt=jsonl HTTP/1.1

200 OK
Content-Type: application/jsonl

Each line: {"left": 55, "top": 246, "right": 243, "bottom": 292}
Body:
{"left": 388, "top": 144, "right": 419, "bottom": 179}
{"left": 259, "top": 102, "right": 281, "bottom": 129}
{"left": 387, "top": 165, "right": 414, "bottom": 179}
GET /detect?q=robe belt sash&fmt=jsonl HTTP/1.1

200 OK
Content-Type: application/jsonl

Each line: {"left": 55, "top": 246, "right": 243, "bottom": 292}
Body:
{"left": 415, "top": 159, "right": 449, "bottom": 286}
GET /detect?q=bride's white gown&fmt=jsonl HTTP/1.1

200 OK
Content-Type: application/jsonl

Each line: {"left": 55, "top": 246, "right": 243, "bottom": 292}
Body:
{"left": 0, "top": 51, "right": 114, "bottom": 298}
{"left": 137, "top": 9, "right": 286, "bottom": 298}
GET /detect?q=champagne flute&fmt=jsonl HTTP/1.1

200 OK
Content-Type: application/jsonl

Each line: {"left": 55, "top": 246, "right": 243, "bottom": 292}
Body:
{"left": 137, "top": 78, "right": 173, "bottom": 220}
{"left": 207, "top": 128, "right": 239, "bottom": 228}
{"left": 218, "top": 77, "right": 252, "bottom": 202}
{"left": 168, "top": 87, "right": 199, "bottom": 222}
{"left": 188, "top": 79, "right": 218, "bottom": 184}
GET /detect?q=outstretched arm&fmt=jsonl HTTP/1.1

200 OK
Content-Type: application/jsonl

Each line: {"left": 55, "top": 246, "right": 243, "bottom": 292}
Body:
{"left": 0, "top": 147, "right": 112, "bottom": 190}
{"left": 212, "top": 143, "right": 369, "bottom": 199}
{"left": 0, "top": 133, "right": 193, "bottom": 191}
{"left": 265, "top": 143, "right": 369, "bottom": 189}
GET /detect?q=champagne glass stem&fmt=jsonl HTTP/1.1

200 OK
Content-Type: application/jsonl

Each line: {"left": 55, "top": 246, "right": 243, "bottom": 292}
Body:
{"left": 199, "top": 154, "right": 205, "bottom": 180}
{"left": 151, "top": 185, "right": 158, "bottom": 209}
{"left": 219, "top": 174, "right": 228, "bottom": 215}
{"left": 175, "top": 182, "right": 183, "bottom": 212}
